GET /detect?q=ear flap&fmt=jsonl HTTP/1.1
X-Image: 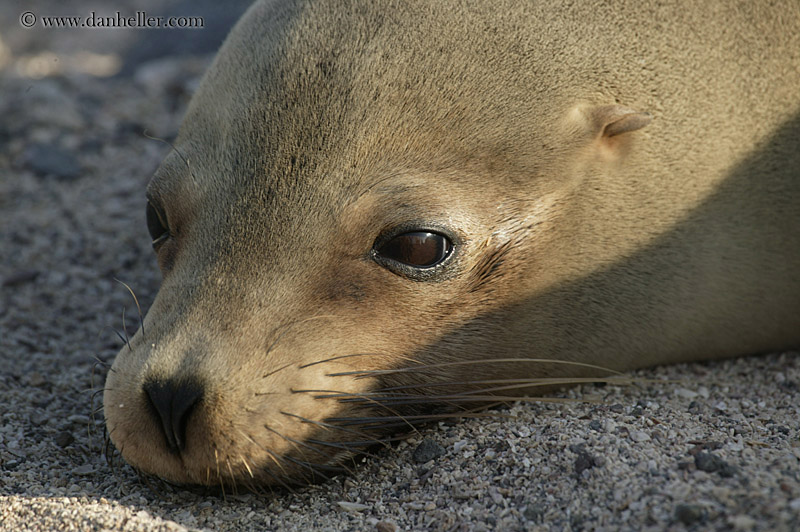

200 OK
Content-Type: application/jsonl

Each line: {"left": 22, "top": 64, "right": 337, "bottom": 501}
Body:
{"left": 592, "top": 105, "right": 652, "bottom": 138}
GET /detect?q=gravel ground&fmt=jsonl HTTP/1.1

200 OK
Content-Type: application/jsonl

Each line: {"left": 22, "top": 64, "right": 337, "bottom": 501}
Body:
{"left": 2, "top": 3, "right": 800, "bottom": 531}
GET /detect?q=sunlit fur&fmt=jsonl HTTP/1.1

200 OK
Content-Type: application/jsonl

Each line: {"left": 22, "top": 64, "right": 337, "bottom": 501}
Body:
{"left": 104, "top": 0, "right": 800, "bottom": 489}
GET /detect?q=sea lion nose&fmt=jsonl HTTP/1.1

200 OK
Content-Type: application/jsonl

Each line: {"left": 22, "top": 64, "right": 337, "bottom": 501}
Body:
{"left": 143, "top": 378, "right": 203, "bottom": 454}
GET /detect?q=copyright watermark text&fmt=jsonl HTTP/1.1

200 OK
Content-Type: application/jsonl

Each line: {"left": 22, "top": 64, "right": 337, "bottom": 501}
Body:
{"left": 20, "top": 11, "right": 204, "bottom": 29}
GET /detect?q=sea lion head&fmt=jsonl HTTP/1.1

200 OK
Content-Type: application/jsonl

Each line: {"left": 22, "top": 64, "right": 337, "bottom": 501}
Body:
{"left": 104, "top": 0, "right": 651, "bottom": 488}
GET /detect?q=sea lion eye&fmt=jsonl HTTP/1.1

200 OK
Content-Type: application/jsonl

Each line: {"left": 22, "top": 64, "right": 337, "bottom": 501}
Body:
{"left": 376, "top": 231, "right": 452, "bottom": 268}
{"left": 146, "top": 201, "right": 169, "bottom": 248}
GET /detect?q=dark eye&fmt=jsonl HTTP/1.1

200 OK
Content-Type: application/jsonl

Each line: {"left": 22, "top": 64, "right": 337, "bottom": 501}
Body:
{"left": 146, "top": 201, "right": 169, "bottom": 248}
{"left": 376, "top": 231, "right": 452, "bottom": 268}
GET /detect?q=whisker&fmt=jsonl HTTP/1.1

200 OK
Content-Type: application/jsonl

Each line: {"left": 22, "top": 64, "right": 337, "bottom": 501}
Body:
{"left": 91, "top": 356, "right": 112, "bottom": 369}
{"left": 262, "top": 464, "right": 297, "bottom": 493}
{"left": 294, "top": 387, "right": 590, "bottom": 400}
{"left": 244, "top": 473, "right": 273, "bottom": 497}
{"left": 338, "top": 395, "right": 593, "bottom": 406}
{"left": 291, "top": 388, "right": 419, "bottom": 433}
{"left": 88, "top": 367, "right": 106, "bottom": 445}
{"left": 372, "top": 380, "right": 627, "bottom": 398}
{"left": 89, "top": 405, "right": 105, "bottom": 421}
{"left": 263, "top": 425, "right": 334, "bottom": 459}
{"left": 325, "top": 402, "right": 513, "bottom": 432}
{"left": 225, "top": 459, "right": 238, "bottom": 496}
{"left": 142, "top": 130, "right": 197, "bottom": 189}
{"left": 280, "top": 455, "right": 339, "bottom": 483}
{"left": 244, "top": 434, "right": 304, "bottom": 491}
{"left": 303, "top": 438, "right": 383, "bottom": 460}
{"left": 299, "top": 352, "right": 418, "bottom": 369}
{"left": 327, "top": 420, "right": 431, "bottom": 432}
{"left": 114, "top": 278, "right": 145, "bottom": 338}
{"left": 121, "top": 306, "right": 131, "bottom": 349}
{"left": 331, "top": 424, "right": 422, "bottom": 437}
{"left": 325, "top": 411, "right": 508, "bottom": 425}
{"left": 219, "top": 478, "right": 227, "bottom": 501}
{"left": 89, "top": 388, "right": 105, "bottom": 401}
{"left": 294, "top": 386, "right": 492, "bottom": 424}
{"left": 305, "top": 438, "right": 386, "bottom": 450}
{"left": 368, "top": 376, "right": 638, "bottom": 393}
{"left": 280, "top": 412, "right": 392, "bottom": 449}
{"left": 262, "top": 447, "right": 288, "bottom": 476}
{"left": 138, "top": 470, "right": 165, "bottom": 497}
{"left": 326, "top": 358, "right": 622, "bottom": 378}
{"left": 263, "top": 425, "right": 363, "bottom": 473}
{"left": 239, "top": 454, "right": 255, "bottom": 479}
{"left": 262, "top": 362, "right": 294, "bottom": 380}
{"left": 214, "top": 449, "right": 226, "bottom": 501}
{"left": 103, "top": 429, "right": 119, "bottom": 475}
{"left": 266, "top": 449, "right": 309, "bottom": 489}
{"left": 297, "top": 387, "right": 592, "bottom": 409}
{"left": 292, "top": 388, "right": 397, "bottom": 398}
{"left": 103, "top": 326, "right": 130, "bottom": 351}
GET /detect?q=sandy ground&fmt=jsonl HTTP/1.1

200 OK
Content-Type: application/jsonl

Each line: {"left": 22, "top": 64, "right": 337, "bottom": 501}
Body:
{"left": 1, "top": 2, "right": 800, "bottom": 531}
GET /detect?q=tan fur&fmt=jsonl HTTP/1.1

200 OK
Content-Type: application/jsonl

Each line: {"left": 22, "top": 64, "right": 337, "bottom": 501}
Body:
{"left": 104, "top": 0, "right": 800, "bottom": 488}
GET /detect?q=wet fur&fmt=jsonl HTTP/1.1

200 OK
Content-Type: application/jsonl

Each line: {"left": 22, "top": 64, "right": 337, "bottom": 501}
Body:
{"left": 104, "top": 0, "right": 800, "bottom": 489}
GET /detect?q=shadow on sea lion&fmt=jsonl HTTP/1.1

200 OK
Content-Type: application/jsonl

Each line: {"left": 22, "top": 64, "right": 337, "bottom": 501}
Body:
{"left": 103, "top": 0, "right": 800, "bottom": 490}
{"left": 410, "top": 110, "right": 800, "bottom": 390}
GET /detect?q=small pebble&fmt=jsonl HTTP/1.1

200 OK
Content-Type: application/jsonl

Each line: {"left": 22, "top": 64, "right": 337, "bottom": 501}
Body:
{"left": 413, "top": 438, "right": 445, "bottom": 463}
{"left": 71, "top": 464, "right": 94, "bottom": 476}
{"left": 694, "top": 452, "right": 736, "bottom": 478}
{"left": 524, "top": 503, "right": 546, "bottom": 523}
{"left": 337, "top": 501, "right": 369, "bottom": 513}
{"left": 674, "top": 388, "right": 698, "bottom": 399}
{"left": 54, "top": 431, "right": 74, "bottom": 448}
{"left": 26, "top": 372, "right": 47, "bottom": 387}
{"left": 573, "top": 447, "right": 600, "bottom": 475}
{"left": 729, "top": 514, "right": 757, "bottom": 530}
{"left": 674, "top": 503, "right": 707, "bottom": 525}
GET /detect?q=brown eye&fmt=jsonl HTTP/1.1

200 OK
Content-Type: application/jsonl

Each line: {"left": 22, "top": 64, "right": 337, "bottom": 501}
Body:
{"left": 146, "top": 201, "right": 169, "bottom": 248}
{"left": 377, "top": 231, "right": 452, "bottom": 268}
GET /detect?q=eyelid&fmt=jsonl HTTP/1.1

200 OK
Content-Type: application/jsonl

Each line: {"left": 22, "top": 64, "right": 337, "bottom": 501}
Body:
{"left": 373, "top": 220, "right": 459, "bottom": 249}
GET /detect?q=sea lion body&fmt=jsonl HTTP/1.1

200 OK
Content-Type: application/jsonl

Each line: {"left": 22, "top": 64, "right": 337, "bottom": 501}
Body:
{"left": 104, "top": 0, "right": 800, "bottom": 487}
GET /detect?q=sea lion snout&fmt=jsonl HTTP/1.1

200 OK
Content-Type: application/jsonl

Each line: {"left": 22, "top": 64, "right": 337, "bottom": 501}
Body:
{"left": 105, "top": 325, "right": 378, "bottom": 486}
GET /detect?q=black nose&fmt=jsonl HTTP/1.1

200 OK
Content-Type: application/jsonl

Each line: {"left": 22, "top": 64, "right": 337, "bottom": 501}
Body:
{"left": 143, "top": 378, "right": 203, "bottom": 454}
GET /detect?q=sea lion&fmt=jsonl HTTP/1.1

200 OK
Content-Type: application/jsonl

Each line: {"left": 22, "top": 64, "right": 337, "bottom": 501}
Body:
{"left": 103, "top": 0, "right": 800, "bottom": 489}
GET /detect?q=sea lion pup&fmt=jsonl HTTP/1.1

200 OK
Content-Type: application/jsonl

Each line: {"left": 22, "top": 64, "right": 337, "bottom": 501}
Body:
{"left": 104, "top": 0, "right": 800, "bottom": 489}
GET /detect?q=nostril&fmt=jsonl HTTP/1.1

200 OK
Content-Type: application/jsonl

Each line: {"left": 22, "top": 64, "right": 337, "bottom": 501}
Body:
{"left": 143, "top": 378, "right": 203, "bottom": 454}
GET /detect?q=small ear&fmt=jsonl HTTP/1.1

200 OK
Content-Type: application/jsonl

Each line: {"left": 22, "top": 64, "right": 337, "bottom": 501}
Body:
{"left": 592, "top": 105, "right": 652, "bottom": 138}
